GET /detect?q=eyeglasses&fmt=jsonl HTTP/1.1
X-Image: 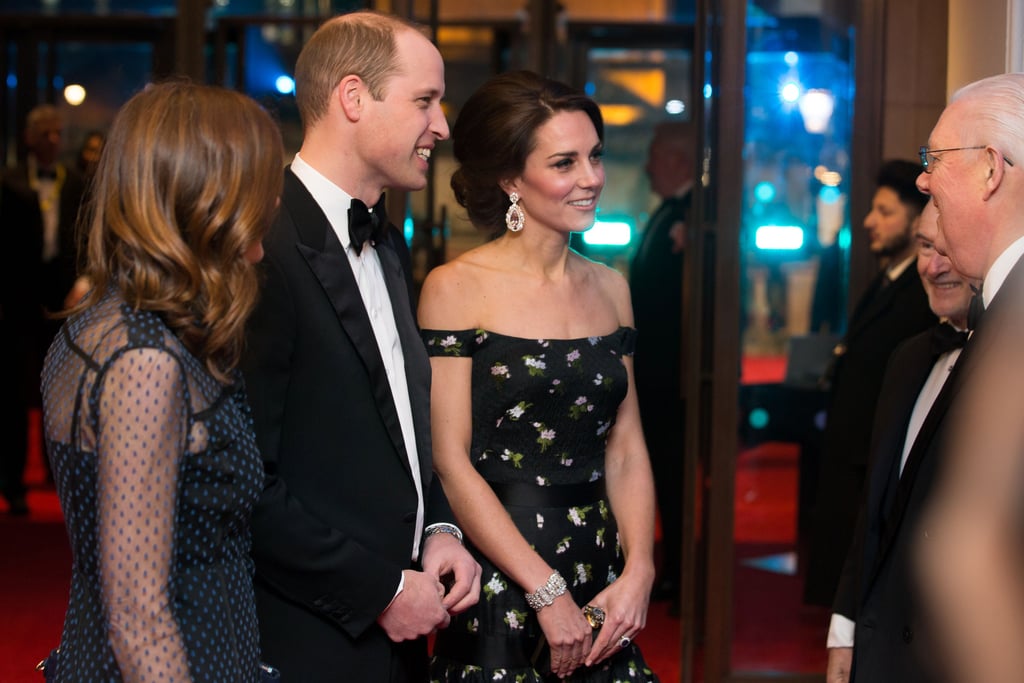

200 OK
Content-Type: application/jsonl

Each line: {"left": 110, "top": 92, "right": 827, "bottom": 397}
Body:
{"left": 919, "top": 145, "right": 1015, "bottom": 173}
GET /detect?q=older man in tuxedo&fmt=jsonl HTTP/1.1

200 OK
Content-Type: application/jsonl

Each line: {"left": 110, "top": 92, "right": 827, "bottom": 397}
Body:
{"left": 0, "top": 104, "right": 85, "bottom": 515}
{"left": 825, "top": 200, "right": 976, "bottom": 683}
{"left": 241, "top": 11, "right": 480, "bottom": 682}
{"left": 909, "top": 71, "right": 1024, "bottom": 683}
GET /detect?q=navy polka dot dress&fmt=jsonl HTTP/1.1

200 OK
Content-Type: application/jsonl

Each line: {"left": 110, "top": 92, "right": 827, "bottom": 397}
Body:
{"left": 40, "top": 292, "right": 264, "bottom": 682}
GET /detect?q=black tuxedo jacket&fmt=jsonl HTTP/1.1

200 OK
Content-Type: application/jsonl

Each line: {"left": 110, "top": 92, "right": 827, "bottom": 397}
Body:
{"left": 242, "top": 169, "right": 452, "bottom": 682}
{"left": 836, "top": 255, "right": 1024, "bottom": 682}
{"left": 0, "top": 162, "right": 85, "bottom": 322}
{"left": 804, "top": 264, "right": 936, "bottom": 605}
{"left": 630, "top": 191, "right": 690, "bottom": 401}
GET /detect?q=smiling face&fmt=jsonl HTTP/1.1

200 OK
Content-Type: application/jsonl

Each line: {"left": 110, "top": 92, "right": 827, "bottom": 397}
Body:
{"left": 863, "top": 186, "right": 917, "bottom": 261}
{"left": 507, "top": 110, "right": 605, "bottom": 234}
{"left": 357, "top": 28, "right": 449, "bottom": 195}
{"left": 916, "top": 201, "right": 974, "bottom": 328}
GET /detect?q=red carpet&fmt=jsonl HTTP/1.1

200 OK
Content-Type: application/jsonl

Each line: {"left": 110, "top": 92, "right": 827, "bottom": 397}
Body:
{"left": 1, "top": 375, "right": 829, "bottom": 681}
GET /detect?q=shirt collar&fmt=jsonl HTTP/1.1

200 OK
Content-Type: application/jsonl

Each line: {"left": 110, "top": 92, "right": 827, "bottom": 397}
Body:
{"left": 886, "top": 253, "right": 916, "bottom": 281}
{"left": 290, "top": 153, "right": 356, "bottom": 250}
{"left": 983, "top": 234, "right": 1024, "bottom": 308}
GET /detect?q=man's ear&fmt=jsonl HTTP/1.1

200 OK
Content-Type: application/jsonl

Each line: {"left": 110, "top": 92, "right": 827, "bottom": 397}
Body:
{"left": 337, "top": 75, "right": 365, "bottom": 122}
{"left": 982, "top": 146, "right": 1008, "bottom": 200}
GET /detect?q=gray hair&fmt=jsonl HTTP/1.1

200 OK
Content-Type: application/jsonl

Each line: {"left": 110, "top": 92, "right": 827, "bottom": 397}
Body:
{"left": 950, "top": 73, "right": 1024, "bottom": 167}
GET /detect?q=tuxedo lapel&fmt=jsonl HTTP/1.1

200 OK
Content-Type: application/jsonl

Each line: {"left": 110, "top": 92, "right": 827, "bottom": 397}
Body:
{"left": 284, "top": 170, "right": 415, "bottom": 479}
{"left": 865, "top": 333, "right": 934, "bottom": 526}
{"left": 377, "top": 229, "right": 433, "bottom": 477}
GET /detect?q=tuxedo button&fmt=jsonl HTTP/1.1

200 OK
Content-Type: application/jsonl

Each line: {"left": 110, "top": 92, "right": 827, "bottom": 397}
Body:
{"left": 403, "top": 511, "right": 416, "bottom": 523}
{"left": 902, "top": 627, "right": 913, "bottom": 643}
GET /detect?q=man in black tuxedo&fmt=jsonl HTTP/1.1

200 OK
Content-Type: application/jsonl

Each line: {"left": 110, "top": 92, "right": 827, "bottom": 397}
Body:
{"left": 908, "top": 72, "right": 1024, "bottom": 683}
{"left": 825, "top": 200, "right": 976, "bottom": 683}
{"left": 0, "top": 104, "right": 85, "bottom": 515}
{"left": 804, "top": 160, "right": 937, "bottom": 606}
{"left": 629, "top": 121, "right": 694, "bottom": 608}
{"left": 241, "top": 12, "right": 480, "bottom": 681}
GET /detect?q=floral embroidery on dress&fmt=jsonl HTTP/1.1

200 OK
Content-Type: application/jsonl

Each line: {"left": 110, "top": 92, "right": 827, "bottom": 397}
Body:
{"left": 523, "top": 354, "right": 547, "bottom": 376}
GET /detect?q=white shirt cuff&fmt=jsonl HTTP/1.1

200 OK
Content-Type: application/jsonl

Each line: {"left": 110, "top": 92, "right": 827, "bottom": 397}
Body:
{"left": 827, "top": 613, "right": 856, "bottom": 648}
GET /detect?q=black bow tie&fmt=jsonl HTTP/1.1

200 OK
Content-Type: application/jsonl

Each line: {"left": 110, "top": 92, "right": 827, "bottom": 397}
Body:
{"left": 967, "top": 284, "right": 985, "bottom": 331}
{"left": 347, "top": 195, "right": 387, "bottom": 255}
{"left": 931, "top": 321, "right": 969, "bottom": 356}
{"left": 36, "top": 168, "right": 58, "bottom": 180}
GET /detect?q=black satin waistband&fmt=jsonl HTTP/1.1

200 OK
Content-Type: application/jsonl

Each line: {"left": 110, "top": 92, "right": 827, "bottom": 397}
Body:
{"left": 488, "top": 479, "right": 606, "bottom": 508}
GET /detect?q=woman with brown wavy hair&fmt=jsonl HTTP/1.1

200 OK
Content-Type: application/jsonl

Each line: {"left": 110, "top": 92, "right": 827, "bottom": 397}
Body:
{"left": 39, "top": 80, "right": 283, "bottom": 682}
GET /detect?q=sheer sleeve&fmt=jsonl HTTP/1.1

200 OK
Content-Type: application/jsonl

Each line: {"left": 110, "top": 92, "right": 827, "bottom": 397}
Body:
{"left": 95, "top": 347, "right": 192, "bottom": 683}
{"left": 420, "top": 328, "right": 482, "bottom": 358}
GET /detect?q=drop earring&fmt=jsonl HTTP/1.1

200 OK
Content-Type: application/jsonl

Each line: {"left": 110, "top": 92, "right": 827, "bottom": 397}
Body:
{"left": 505, "top": 192, "right": 525, "bottom": 232}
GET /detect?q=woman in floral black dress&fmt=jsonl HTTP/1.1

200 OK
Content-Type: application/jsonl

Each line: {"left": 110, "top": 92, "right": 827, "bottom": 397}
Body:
{"left": 419, "top": 71, "right": 659, "bottom": 682}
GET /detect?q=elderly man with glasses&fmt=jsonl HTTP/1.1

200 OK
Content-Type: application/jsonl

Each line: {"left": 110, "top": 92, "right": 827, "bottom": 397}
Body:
{"left": 907, "top": 72, "right": 1024, "bottom": 683}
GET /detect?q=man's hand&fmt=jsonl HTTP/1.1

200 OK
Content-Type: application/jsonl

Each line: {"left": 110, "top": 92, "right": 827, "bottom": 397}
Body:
{"left": 421, "top": 531, "right": 481, "bottom": 615}
{"left": 827, "top": 646, "right": 853, "bottom": 683}
{"left": 377, "top": 569, "right": 450, "bottom": 642}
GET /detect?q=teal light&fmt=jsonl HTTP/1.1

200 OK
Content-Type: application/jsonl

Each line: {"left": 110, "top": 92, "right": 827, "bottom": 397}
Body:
{"left": 837, "top": 226, "right": 852, "bottom": 250}
{"left": 583, "top": 219, "right": 632, "bottom": 247}
{"left": 755, "top": 225, "right": 804, "bottom": 250}
{"left": 403, "top": 215, "right": 414, "bottom": 244}
{"left": 754, "top": 181, "right": 776, "bottom": 203}
{"left": 749, "top": 408, "right": 770, "bottom": 429}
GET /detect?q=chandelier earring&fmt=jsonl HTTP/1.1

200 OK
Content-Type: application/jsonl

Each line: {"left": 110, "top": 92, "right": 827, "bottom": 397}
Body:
{"left": 505, "top": 192, "right": 525, "bottom": 232}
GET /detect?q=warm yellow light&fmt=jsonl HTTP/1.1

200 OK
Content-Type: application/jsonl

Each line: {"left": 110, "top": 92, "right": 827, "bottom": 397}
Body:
{"left": 64, "top": 84, "right": 86, "bottom": 106}
{"left": 602, "top": 69, "right": 666, "bottom": 109}
{"left": 598, "top": 104, "right": 644, "bottom": 127}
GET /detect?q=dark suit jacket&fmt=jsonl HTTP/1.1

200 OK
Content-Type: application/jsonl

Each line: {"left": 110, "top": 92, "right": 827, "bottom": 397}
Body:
{"left": 242, "top": 169, "right": 453, "bottom": 682}
{"left": 832, "top": 329, "right": 947, "bottom": 682}
{"left": 804, "top": 264, "right": 936, "bottom": 605}
{"left": 835, "top": 255, "right": 1024, "bottom": 682}
{"left": 630, "top": 192, "right": 690, "bottom": 405}
{"left": 0, "top": 162, "right": 85, "bottom": 322}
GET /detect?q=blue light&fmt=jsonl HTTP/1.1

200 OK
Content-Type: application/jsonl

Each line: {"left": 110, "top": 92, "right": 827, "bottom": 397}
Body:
{"left": 6, "top": 73, "right": 15, "bottom": 88}
{"left": 275, "top": 75, "right": 295, "bottom": 95}
{"left": 584, "top": 81, "right": 596, "bottom": 96}
{"left": 754, "top": 181, "right": 776, "bottom": 203}
{"left": 755, "top": 225, "right": 804, "bottom": 250}
{"left": 780, "top": 81, "right": 801, "bottom": 103}
{"left": 819, "top": 185, "right": 842, "bottom": 203}
{"left": 784, "top": 51, "right": 799, "bottom": 67}
{"left": 703, "top": 83, "right": 713, "bottom": 99}
{"left": 582, "top": 219, "right": 632, "bottom": 247}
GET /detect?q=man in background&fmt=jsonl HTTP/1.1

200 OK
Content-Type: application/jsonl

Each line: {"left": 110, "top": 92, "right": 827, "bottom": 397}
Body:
{"left": 630, "top": 120, "right": 695, "bottom": 609}
{"left": 804, "top": 159, "right": 936, "bottom": 606}
{"left": 0, "top": 104, "right": 85, "bottom": 515}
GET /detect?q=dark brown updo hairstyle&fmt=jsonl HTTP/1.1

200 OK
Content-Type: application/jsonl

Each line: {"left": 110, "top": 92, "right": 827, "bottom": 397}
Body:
{"left": 450, "top": 70, "right": 604, "bottom": 234}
